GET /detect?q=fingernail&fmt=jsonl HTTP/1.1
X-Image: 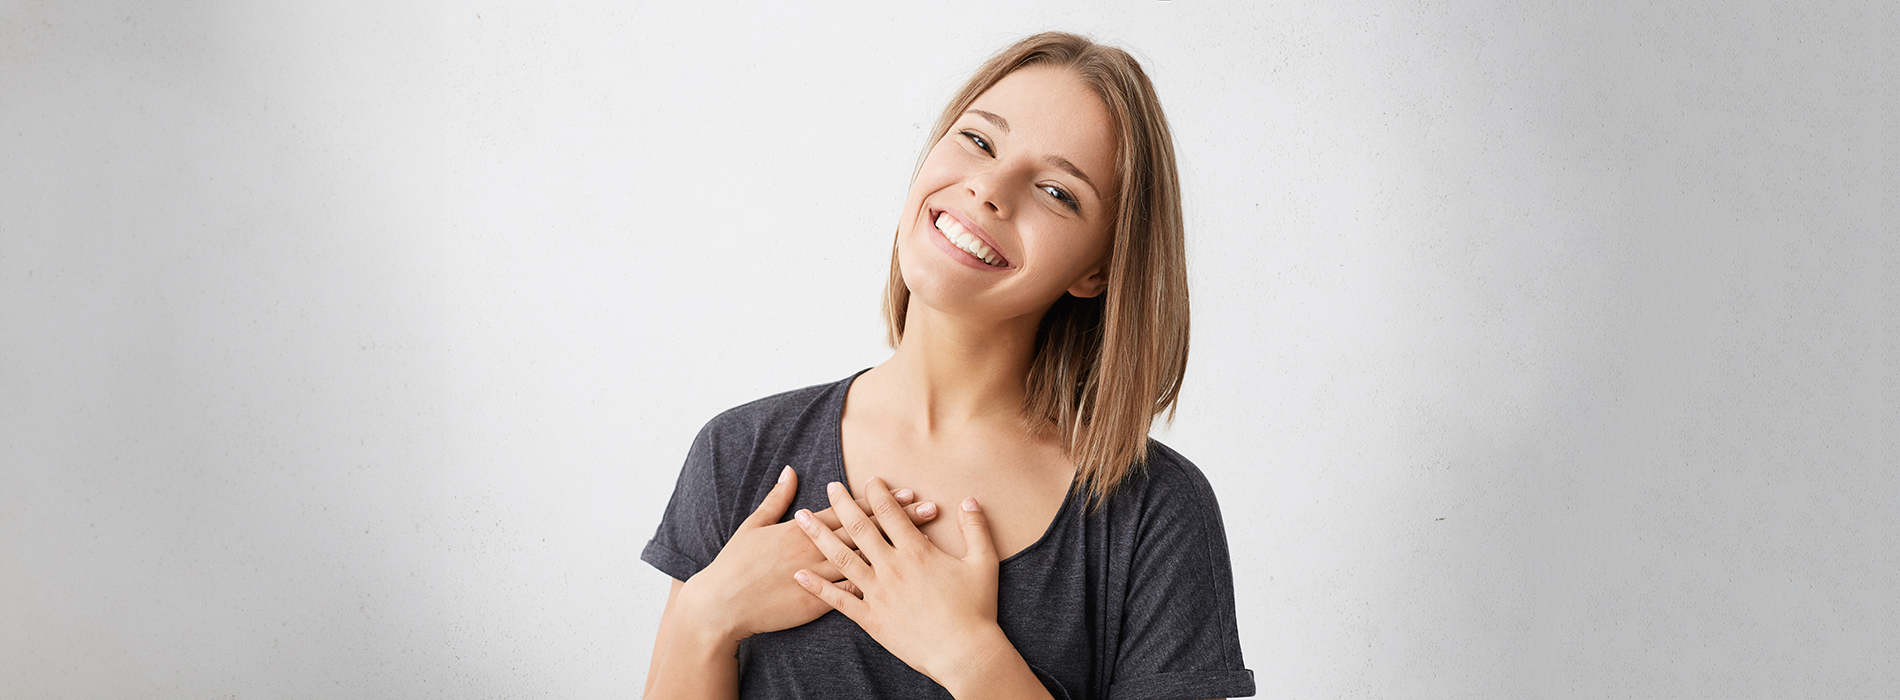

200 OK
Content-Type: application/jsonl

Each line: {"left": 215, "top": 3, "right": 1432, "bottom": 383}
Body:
{"left": 918, "top": 501, "right": 937, "bottom": 518}
{"left": 963, "top": 497, "right": 980, "bottom": 512}
{"left": 778, "top": 465, "right": 792, "bottom": 484}
{"left": 827, "top": 481, "right": 843, "bottom": 495}
{"left": 794, "top": 570, "right": 810, "bottom": 586}
{"left": 894, "top": 488, "right": 913, "bottom": 501}
{"left": 794, "top": 509, "right": 810, "bottom": 526}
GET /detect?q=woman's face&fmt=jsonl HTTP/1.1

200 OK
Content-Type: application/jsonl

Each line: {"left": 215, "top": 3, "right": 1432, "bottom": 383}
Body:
{"left": 895, "top": 65, "right": 1119, "bottom": 325}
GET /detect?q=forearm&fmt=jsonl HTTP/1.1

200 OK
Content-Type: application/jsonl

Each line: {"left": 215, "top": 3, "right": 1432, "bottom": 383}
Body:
{"left": 932, "top": 625, "right": 1057, "bottom": 700}
{"left": 643, "top": 579, "right": 740, "bottom": 700}
{"left": 644, "top": 621, "right": 740, "bottom": 699}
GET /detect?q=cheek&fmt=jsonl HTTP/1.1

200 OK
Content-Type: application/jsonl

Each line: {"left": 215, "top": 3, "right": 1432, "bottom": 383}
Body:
{"left": 1030, "top": 222, "right": 1114, "bottom": 289}
{"left": 1039, "top": 217, "right": 1112, "bottom": 265}
{"left": 911, "top": 150, "right": 958, "bottom": 193}
{"left": 899, "top": 144, "right": 965, "bottom": 236}
{"left": 913, "top": 133, "right": 981, "bottom": 192}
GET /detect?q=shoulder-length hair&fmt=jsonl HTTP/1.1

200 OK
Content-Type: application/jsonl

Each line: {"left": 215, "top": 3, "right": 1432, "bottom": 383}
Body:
{"left": 884, "top": 32, "right": 1189, "bottom": 502}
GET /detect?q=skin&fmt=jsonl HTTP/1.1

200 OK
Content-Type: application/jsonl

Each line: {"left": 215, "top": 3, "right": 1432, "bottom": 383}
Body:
{"left": 647, "top": 65, "right": 1221, "bottom": 699}
{"left": 643, "top": 467, "right": 941, "bottom": 697}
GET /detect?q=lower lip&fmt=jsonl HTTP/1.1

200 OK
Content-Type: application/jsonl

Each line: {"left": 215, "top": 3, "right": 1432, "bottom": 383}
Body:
{"left": 924, "top": 214, "right": 1010, "bottom": 272}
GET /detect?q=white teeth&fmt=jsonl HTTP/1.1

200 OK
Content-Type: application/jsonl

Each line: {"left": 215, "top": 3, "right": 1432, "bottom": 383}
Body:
{"left": 933, "top": 211, "right": 1003, "bottom": 267}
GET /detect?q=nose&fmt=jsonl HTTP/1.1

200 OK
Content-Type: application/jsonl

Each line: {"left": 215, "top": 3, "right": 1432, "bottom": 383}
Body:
{"left": 966, "top": 170, "right": 1010, "bottom": 218}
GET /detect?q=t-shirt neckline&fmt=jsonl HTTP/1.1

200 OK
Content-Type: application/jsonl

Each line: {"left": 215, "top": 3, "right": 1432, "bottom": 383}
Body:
{"left": 826, "top": 368, "right": 1077, "bottom": 568}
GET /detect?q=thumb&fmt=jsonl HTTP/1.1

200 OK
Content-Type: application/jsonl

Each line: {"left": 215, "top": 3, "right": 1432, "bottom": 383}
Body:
{"left": 958, "top": 497, "right": 996, "bottom": 563}
{"left": 742, "top": 465, "right": 798, "bottom": 530}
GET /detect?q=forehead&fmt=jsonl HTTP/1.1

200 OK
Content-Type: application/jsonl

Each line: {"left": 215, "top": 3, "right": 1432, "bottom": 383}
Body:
{"left": 967, "top": 66, "right": 1119, "bottom": 190}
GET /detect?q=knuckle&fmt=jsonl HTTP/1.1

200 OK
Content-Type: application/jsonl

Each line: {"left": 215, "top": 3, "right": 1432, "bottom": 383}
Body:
{"left": 871, "top": 497, "right": 902, "bottom": 519}
{"left": 845, "top": 517, "right": 880, "bottom": 541}
{"left": 829, "top": 548, "right": 856, "bottom": 571}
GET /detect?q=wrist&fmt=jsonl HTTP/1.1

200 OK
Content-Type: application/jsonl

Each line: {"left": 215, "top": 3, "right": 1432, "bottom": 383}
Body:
{"left": 931, "top": 624, "right": 1040, "bottom": 698}
{"left": 671, "top": 577, "right": 746, "bottom": 649}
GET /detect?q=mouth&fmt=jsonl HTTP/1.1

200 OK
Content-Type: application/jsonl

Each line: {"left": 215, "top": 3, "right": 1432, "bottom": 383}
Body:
{"left": 928, "top": 208, "right": 1010, "bottom": 268}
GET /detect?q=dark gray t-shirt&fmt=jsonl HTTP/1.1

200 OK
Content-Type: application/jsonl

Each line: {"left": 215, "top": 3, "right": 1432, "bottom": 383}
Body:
{"left": 642, "top": 374, "right": 1254, "bottom": 699}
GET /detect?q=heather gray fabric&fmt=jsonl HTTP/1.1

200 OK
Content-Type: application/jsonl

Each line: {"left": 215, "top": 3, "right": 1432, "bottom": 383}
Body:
{"left": 643, "top": 373, "right": 1255, "bottom": 699}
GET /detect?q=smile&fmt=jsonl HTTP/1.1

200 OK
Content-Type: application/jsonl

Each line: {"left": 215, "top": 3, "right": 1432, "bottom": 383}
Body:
{"left": 932, "top": 210, "right": 1008, "bottom": 267}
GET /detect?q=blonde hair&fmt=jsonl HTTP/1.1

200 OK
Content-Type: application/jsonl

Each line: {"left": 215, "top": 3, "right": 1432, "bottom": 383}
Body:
{"left": 883, "top": 32, "right": 1189, "bottom": 502}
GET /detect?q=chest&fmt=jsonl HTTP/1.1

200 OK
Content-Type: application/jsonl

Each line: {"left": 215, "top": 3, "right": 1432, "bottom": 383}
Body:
{"left": 838, "top": 418, "right": 1075, "bottom": 560}
{"left": 740, "top": 525, "right": 1103, "bottom": 698}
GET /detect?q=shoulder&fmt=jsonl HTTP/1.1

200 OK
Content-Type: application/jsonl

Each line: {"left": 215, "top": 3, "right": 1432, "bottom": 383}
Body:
{"left": 1095, "top": 438, "right": 1234, "bottom": 545}
{"left": 691, "top": 375, "right": 850, "bottom": 450}
{"left": 649, "top": 374, "right": 854, "bottom": 568}
{"left": 1113, "top": 438, "right": 1221, "bottom": 508}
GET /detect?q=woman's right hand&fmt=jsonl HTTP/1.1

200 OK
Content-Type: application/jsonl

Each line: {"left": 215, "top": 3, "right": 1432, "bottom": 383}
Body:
{"left": 673, "top": 466, "right": 938, "bottom": 644}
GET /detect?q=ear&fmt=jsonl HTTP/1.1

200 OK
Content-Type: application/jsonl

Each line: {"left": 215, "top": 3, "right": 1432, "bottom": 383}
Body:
{"left": 1066, "top": 263, "right": 1109, "bottom": 299}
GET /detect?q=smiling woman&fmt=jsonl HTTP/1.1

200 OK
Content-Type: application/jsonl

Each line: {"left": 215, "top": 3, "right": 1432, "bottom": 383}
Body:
{"left": 641, "top": 32, "right": 1253, "bottom": 700}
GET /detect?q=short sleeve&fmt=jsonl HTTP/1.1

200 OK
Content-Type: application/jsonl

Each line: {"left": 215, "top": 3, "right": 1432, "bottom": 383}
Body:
{"left": 641, "top": 422, "right": 738, "bottom": 582}
{"left": 1108, "top": 460, "right": 1255, "bottom": 700}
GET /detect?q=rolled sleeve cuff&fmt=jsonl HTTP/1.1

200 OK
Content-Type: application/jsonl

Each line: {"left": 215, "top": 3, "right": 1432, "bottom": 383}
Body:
{"left": 1108, "top": 669, "right": 1256, "bottom": 700}
{"left": 640, "top": 539, "right": 704, "bottom": 582}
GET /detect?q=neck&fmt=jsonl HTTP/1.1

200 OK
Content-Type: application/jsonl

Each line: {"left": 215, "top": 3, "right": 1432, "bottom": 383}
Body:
{"left": 869, "top": 300, "right": 1044, "bottom": 433}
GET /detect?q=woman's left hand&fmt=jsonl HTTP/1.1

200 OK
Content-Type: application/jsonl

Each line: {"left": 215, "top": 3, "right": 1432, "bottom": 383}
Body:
{"left": 791, "top": 478, "right": 1038, "bottom": 696}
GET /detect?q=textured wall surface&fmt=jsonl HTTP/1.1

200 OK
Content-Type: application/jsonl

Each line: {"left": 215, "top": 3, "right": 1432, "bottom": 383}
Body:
{"left": 2, "top": 1, "right": 1892, "bottom": 697}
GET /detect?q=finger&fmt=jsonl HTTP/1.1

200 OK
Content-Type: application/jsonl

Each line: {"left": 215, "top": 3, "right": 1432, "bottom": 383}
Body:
{"left": 908, "top": 500, "right": 941, "bottom": 526}
{"left": 827, "top": 522, "right": 859, "bottom": 550}
{"left": 827, "top": 482, "right": 891, "bottom": 561}
{"left": 863, "top": 477, "right": 929, "bottom": 550}
{"left": 958, "top": 497, "right": 998, "bottom": 563}
{"left": 812, "top": 500, "right": 939, "bottom": 534}
{"left": 740, "top": 465, "right": 797, "bottom": 531}
{"left": 801, "top": 546, "right": 842, "bottom": 581}
{"left": 795, "top": 506, "right": 876, "bottom": 584}
{"left": 793, "top": 568, "right": 869, "bottom": 619}
{"left": 816, "top": 489, "right": 929, "bottom": 527}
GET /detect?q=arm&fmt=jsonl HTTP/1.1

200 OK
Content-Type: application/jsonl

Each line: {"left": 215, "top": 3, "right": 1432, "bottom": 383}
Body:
{"left": 644, "top": 578, "right": 739, "bottom": 699}
{"left": 1095, "top": 458, "right": 1254, "bottom": 699}
{"left": 922, "top": 628, "right": 1056, "bottom": 700}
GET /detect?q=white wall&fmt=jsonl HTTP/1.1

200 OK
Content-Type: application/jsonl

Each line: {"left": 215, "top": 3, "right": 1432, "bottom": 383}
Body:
{"left": 2, "top": 1, "right": 1891, "bottom": 697}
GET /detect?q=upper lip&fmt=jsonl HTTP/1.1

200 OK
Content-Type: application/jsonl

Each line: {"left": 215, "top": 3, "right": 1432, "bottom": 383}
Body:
{"left": 928, "top": 206, "right": 1011, "bottom": 267}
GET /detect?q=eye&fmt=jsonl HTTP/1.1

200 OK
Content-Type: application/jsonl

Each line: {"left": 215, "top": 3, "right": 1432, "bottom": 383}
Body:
{"left": 1042, "top": 185, "right": 1080, "bottom": 212}
{"left": 959, "top": 130, "right": 994, "bottom": 156}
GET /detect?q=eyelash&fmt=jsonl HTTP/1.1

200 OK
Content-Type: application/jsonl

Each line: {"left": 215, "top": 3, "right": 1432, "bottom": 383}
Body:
{"left": 959, "top": 130, "right": 1082, "bottom": 213}
{"left": 961, "top": 130, "right": 994, "bottom": 156}
{"left": 1043, "top": 185, "right": 1080, "bottom": 211}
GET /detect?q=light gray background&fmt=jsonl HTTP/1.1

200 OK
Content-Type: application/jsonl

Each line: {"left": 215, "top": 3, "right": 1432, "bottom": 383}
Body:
{"left": 3, "top": 1, "right": 1893, "bottom": 697}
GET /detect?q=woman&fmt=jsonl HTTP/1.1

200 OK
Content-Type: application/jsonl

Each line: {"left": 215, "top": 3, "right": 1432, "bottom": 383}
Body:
{"left": 642, "top": 32, "right": 1253, "bottom": 699}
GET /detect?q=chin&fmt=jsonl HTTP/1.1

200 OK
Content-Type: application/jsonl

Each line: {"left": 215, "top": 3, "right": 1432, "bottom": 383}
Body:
{"left": 895, "top": 234, "right": 959, "bottom": 305}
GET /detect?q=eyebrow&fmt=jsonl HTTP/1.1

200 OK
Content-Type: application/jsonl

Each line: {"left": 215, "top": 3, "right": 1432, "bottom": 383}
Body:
{"left": 963, "top": 108, "right": 1103, "bottom": 199}
{"left": 1046, "top": 155, "right": 1099, "bottom": 197}
{"left": 965, "top": 109, "right": 1009, "bottom": 133}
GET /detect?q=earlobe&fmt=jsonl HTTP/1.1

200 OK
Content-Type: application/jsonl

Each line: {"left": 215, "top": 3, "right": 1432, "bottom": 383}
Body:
{"left": 1067, "top": 267, "right": 1109, "bottom": 299}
